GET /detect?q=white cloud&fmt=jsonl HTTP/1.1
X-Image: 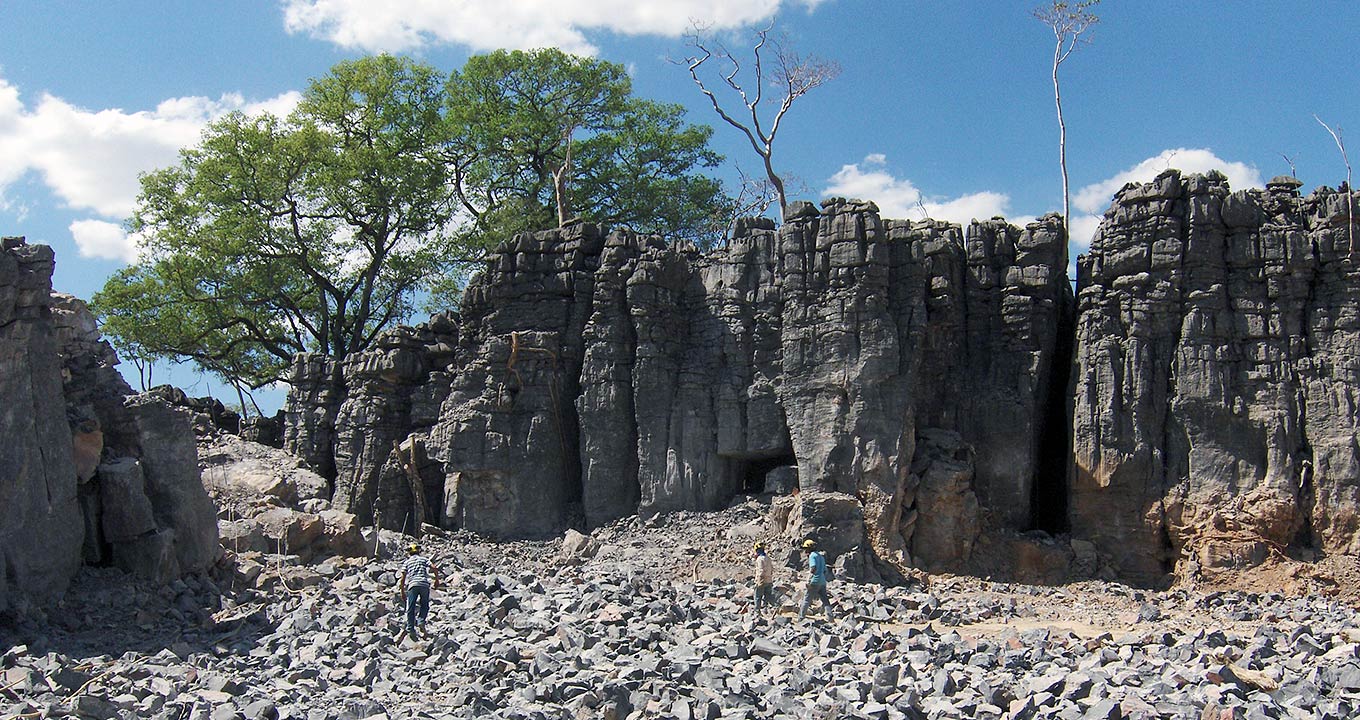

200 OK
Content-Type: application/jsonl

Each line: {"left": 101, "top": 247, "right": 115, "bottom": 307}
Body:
{"left": 0, "top": 74, "right": 299, "bottom": 240}
{"left": 70, "top": 219, "right": 141, "bottom": 263}
{"left": 823, "top": 154, "right": 1021, "bottom": 226}
{"left": 280, "top": 0, "right": 824, "bottom": 54}
{"left": 1068, "top": 213, "right": 1103, "bottom": 254}
{"left": 1068, "top": 147, "right": 1263, "bottom": 251}
{"left": 1072, "top": 148, "right": 1262, "bottom": 215}
{"left": 823, "top": 149, "right": 1265, "bottom": 257}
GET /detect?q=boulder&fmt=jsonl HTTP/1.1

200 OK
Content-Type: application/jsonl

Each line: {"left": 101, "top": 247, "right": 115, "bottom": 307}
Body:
{"left": 252, "top": 508, "right": 324, "bottom": 556}
{"left": 318, "top": 510, "right": 367, "bottom": 557}
{"left": 96, "top": 458, "right": 158, "bottom": 544}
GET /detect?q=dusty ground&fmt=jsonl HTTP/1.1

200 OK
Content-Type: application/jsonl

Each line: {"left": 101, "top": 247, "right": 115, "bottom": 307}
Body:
{"left": 427, "top": 499, "right": 1360, "bottom": 646}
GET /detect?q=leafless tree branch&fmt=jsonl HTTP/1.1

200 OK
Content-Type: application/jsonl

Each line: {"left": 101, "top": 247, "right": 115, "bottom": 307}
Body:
{"left": 1316, "top": 114, "right": 1354, "bottom": 254}
{"left": 679, "top": 24, "right": 839, "bottom": 221}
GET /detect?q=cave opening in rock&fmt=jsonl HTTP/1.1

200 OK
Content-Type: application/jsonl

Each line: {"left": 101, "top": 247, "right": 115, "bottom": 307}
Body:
{"left": 734, "top": 451, "right": 799, "bottom": 496}
{"left": 1030, "top": 293, "right": 1076, "bottom": 534}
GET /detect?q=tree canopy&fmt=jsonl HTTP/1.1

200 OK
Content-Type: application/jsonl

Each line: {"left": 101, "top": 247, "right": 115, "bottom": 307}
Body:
{"left": 94, "top": 52, "right": 729, "bottom": 393}
{"left": 446, "top": 48, "right": 730, "bottom": 247}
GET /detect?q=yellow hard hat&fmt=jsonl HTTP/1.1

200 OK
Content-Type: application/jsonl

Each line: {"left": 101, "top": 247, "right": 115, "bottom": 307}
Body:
{"left": 753, "top": 542, "right": 765, "bottom": 552}
{"left": 801, "top": 539, "right": 817, "bottom": 550}
{"left": 407, "top": 543, "right": 420, "bottom": 554}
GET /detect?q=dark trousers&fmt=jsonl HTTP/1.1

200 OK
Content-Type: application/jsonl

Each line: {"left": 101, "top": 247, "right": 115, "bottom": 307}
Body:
{"left": 406, "top": 585, "right": 430, "bottom": 630}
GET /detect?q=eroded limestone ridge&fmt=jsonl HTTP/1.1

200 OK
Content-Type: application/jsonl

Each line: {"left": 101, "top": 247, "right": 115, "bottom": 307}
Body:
{"left": 0, "top": 237, "right": 218, "bottom": 612}
{"left": 286, "top": 197, "right": 1077, "bottom": 583}
{"left": 1072, "top": 170, "right": 1360, "bottom": 584}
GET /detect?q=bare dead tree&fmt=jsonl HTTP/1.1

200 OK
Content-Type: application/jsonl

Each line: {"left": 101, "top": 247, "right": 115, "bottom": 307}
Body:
{"left": 1315, "top": 115, "right": 1354, "bottom": 254}
{"left": 1034, "top": 0, "right": 1100, "bottom": 237}
{"left": 681, "top": 25, "right": 840, "bottom": 221}
{"left": 730, "top": 167, "right": 779, "bottom": 220}
{"left": 552, "top": 126, "right": 576, "bottom": 226}
{"left": 1280, "top": 152, "right": 1298, "bottom": 178}
{"left": 721, "top": 167, "right": 817, "bottom": 239}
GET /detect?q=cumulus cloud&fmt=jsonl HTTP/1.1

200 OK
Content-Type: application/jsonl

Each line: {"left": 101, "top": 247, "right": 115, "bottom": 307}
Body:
{"left": 824, "top": 154, "right": 1029, "bottom": 227}
{"left": 70, "top": 219, "right": 141, "bottom": 263}
{"left": 0, "top": 74, "right": 299, "bottom": 260}
{"left": 1068, "top": 147, "right": 1263, "bottom": 250}
{"left": 280, "top": 0, "right": 825, "bottom": 55}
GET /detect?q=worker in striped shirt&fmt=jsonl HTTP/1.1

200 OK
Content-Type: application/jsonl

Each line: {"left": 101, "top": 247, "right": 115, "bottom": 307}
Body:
{"left": 400, "top": 543, "right": 440, "bottom": 638}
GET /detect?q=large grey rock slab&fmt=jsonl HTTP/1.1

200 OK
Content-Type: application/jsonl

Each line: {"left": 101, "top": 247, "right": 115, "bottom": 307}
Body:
{"left": 97, "top": 458, "right": 158, "bottom": 543}
{"left": 123, "top": 395, "right": 220, "bottom": 579}
{"left": 0, "top": 240, "right": 83, "bottom": 609}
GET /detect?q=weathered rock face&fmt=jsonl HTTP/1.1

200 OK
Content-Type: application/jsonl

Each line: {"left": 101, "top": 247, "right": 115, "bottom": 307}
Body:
{"left": 0, "top": 238, "right": 219, "bottom": 610}
{"left": 287, "top": 201, "right": 1075, "bottom": 577}
{"left": 283, "top": 314, "right": 457, "bottom": 531}
{"left": 0, "top": 240, "right": 84, "bottom": 609}
{"left": 331, "top": 326, "right": 429, "bottom": 523}
{"left": 282, "top": 353, "right": 343, "bottom": 481}
{"left": 280, "top": 176, "right": 1359, "bottom": 585}
{"left": 1071, "top": 170, "right": 1360, "bottom": 584}
{"left": 432, "top": 224, "right": 600, "bottom": 537}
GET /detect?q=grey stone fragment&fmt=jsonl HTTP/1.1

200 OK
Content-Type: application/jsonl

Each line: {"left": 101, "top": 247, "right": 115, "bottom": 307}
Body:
{"left": 210, "top": 707, "right": 245, "bottom": 720}
{"left": 71, "top": 694, "right": 121, "bottom": 720}
{"left": 96, "top": 458, "right": 158, "bottom": 543}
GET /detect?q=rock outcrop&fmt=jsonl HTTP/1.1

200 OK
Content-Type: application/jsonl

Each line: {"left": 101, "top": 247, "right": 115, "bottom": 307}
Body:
{"left": 277, "top": 174, "right": 1359, "bottom": 586}
{"left": 0, "top": 238, "right": 219, "bottom": 611}
{"left": 1071, "top": 171, "right": 1360, "bottom": 585}
{"left": 287, "top": 200, "right": 1074, "bottom": 581}
{"left": 0, "top": 240, "right": 84, "bottom": 608}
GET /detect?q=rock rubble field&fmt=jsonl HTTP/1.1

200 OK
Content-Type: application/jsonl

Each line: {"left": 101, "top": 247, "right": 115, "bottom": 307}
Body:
{"left": 4, "top": 499, "right": 1360, "bottom": 720}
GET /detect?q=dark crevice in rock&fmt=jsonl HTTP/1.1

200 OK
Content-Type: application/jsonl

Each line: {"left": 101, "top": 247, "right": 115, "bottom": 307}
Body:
{"left": 1157, "top": 190, "right": 1194, "bottom": 578}
{"left": 1031, "top": 282, "right": 1075, "bottom": 534}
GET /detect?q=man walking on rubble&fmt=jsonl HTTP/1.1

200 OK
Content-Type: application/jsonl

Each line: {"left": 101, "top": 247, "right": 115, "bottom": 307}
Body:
{"left": 798, "top": 539, "right": 832, "bottom": 620}
{"left": 753, "top": 542, "right": 775, "bottom": 615}
{"left": 400, "top": 543, "right": 439, "bottom": 640}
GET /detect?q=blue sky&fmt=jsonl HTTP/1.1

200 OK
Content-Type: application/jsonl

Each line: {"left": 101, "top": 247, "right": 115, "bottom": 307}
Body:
{"left": 1, "top": 1, "right": 1356, "bottom": 406}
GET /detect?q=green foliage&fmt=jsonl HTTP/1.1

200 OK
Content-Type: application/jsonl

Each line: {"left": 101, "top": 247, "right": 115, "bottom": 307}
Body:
{"left": 94, "top": 51, "right": 731, "bottom": 390}
{"left": 446, "top": 48, "right": 730, "bottom": 248}
{"left": 94, "top": 55, "right": 458, "bottom": 389}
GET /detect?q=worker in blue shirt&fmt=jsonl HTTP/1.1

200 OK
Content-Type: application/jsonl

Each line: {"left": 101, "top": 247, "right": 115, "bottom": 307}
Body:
{"left": 798, "top": 538, "right": 832, "bottom": 619}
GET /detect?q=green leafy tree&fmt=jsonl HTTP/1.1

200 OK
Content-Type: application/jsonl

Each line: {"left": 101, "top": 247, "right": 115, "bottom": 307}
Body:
{"left": 96, "top": 51, "right": 732, "bottom": 391}
{"left": 94, "top": 55, "right": 459, "bottom": 390}
{"left": 445, "top": 48, "right": 731, "bottom": 248}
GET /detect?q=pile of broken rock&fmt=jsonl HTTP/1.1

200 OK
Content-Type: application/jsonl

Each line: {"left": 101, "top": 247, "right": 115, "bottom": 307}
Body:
{"left": 4, "top": 470, "right": 1360, "bottom": 720}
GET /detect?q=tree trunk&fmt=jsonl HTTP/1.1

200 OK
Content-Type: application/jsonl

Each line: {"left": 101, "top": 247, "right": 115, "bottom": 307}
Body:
{"left": 554, "top": 129, "right": 575, "bottom": 226}
{"left": 1053, "top": 41, "right": 1070, "bottom": 236}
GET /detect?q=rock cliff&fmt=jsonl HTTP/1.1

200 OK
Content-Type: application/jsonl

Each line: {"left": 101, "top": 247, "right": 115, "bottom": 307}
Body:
{"left": 0, "top": 237, "right": 219, "bottom": 611}
{"left": 8, "top": 171, "right": 1356, "bottom": 594}
{"left": 1071, "top": 170, "right": 1360, "bottom": 585}
{"left": 285, "top": 175, "right": 1360, "bottom": 586}
{"left": 286, "top": 198, "right": 1075, "bottom": 581}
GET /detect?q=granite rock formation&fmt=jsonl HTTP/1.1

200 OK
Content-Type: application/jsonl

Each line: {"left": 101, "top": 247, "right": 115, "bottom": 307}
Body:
{"left": 1071, "top": 170, "right": 1360, "bottom": 585}
{"left": 287, "top": 200, "right": 1075, "bottom": 581}
{"left": 0, "top": 238, "right": 218, "bottom": 611}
